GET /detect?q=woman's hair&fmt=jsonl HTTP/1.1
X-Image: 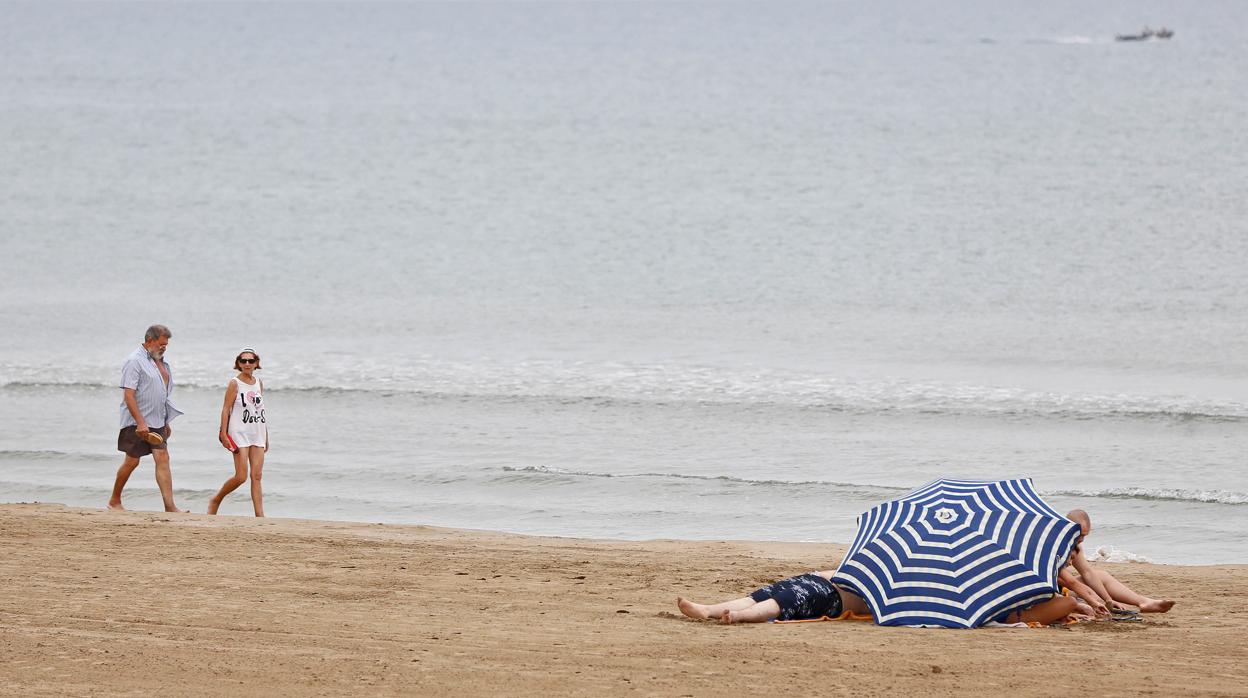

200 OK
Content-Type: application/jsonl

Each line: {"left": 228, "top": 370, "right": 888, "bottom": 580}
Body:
{"left": 234, "top": 349, "right": 262, "bottom": 371}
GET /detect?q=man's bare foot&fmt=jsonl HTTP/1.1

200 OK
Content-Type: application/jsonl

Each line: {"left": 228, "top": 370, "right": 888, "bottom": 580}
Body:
{"left": 1139, "top": 598, "right": 1175, "bottom": 613}
{"left": 106, "top": 501, "right": 125, "bottom": 511}
{"left": 207, "top": 498, "right": 220, "bottom": 515}
{"left": 721, "top": 610, "right": 736, "bottom": 625}
{"left": 165, "top": 506, "right": 189, "bottom": 513}
{"left": 676, "top": 597, "right": 709, "bottom": 620}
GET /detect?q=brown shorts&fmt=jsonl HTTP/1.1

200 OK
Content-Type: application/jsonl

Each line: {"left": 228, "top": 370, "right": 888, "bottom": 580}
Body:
{"left": 117, "top": 425, "right": 170, "bottom": 458}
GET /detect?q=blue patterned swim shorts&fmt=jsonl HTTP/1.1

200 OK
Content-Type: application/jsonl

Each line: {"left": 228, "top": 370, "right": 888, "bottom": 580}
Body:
{"left": 750, "top": 573, "right": 843, "bottom": 621}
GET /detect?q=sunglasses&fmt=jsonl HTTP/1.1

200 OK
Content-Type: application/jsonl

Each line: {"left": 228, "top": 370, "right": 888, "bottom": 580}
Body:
{"left": 239, "top": 358, "right": 258, "bottom": 364}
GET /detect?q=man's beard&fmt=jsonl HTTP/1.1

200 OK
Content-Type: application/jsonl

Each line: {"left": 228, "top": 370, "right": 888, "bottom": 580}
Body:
{"left": 149, "top": 349, "right": 165, "bottom": 360}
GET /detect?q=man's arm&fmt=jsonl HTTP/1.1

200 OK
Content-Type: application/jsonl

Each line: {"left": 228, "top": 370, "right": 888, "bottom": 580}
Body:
{"left": 123, "top": 388, "right": 148, "bottom": 435}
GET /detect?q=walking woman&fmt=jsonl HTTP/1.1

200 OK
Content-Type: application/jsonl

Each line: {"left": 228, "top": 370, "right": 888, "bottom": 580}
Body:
{"left": 208, "top": 348, "right": 268, "bottom": 516}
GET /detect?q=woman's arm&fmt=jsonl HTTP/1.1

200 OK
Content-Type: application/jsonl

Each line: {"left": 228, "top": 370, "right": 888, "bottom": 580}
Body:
{"left": 1058, "top": 567, "right": 1109, "bottom": 617}
{"left": 261, "top": 379, "right": 269, "bottom": 451}
{"left": 1070, "top": 548, "right": 1119, "bottom": 610}
{"left": 219, "top": 380, "right": 238, "bottom": 450}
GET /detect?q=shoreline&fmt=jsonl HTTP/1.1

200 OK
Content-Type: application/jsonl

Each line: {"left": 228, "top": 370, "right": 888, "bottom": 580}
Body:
{"left": 2, "top": 503, "right": 1246, "bottom": 696}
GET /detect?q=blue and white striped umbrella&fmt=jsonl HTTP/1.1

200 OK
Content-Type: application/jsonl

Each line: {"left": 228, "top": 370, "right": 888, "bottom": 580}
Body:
{"left": 832, "top": 477, "right": 1080, "bottom": 628}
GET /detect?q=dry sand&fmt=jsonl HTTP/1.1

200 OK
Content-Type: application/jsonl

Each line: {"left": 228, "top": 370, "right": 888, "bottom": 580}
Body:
{"left": 2, "top": 503, "right": 1246, "bottom": 696}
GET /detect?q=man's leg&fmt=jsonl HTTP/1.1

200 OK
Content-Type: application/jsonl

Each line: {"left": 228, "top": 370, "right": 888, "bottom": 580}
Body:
{"left": 152, "top": 449, "right": 186, "bottom": 513}
{"left": 677, "top": 595, "right": 759, "bottom": 620}
{"left": 107, "top": 456, "right": 141, "bottom": 510}
{"left": 723, "top": 598, "right": 781, "bottom": 624}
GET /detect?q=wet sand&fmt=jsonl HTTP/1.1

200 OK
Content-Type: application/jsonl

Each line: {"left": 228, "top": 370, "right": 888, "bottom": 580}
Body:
{"left": 2, "top": 503, "right": 1245, "bottom": 696}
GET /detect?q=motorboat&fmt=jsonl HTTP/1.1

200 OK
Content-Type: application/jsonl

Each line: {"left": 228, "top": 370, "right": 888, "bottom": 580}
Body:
{"left": 1115, "top": 27, "right": 1154, "bottom": 41}
{"left": 1115, "top": 26, "right": 1173, "bottom": 41}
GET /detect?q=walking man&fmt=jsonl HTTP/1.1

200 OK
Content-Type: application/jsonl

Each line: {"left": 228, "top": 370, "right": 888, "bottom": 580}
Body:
{"left": 107, "top": 324, "right": 187, "bottom": 512}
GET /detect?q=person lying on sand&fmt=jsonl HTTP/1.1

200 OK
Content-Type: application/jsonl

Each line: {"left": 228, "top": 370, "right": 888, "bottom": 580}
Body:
{"left": 676, "top": 570, "right": 871, "bottom": 624}
{"left": 679, "top": 569, "right": 1080, "bottom": 626}
{"left": 1064, "top": 509, "right": 1175, "bottom": 614}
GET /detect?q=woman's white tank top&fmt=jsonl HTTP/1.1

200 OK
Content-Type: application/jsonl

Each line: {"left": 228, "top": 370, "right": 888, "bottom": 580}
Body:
{"left": 227, "top": 377, "right": 267, "bottom": 448}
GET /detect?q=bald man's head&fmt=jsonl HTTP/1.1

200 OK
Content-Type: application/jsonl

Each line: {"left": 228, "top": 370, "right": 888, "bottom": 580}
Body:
{"left": 1067, "top": 509, "right": 1091, "bottom": 538}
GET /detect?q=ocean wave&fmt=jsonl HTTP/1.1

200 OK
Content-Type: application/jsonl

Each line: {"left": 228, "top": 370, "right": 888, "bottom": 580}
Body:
{"left": 1053, "top": 487, "right": 1248, "bottom": 506}
{"left": 0, "top": 449, "right": 114, "bottom": 464}
{"left": 1087, "top": 545, "right": 1153, "bottom": 564}
{"left": 0, "top": 480, "right": 226, "bottom": 499}
{"left": 6, "top": 361, "right": 1247, "bottom": 424}
{"left": 504, "top": 468, "right": 1248, "bottom": 507}
{"left": 499, "top": 465, "right": 906, "bottom": 494}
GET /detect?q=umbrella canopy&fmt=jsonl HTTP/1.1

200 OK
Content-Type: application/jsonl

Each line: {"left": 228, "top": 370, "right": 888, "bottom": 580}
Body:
{"left": 833, "top": 477, "right": 1080, "bottom": 628}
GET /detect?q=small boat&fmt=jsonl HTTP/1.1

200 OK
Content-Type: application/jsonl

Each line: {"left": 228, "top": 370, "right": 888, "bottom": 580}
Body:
{"left": 1156, "top": 27, "right": 1174, "bottom": 39}
{"left": 1115, "top": 27, "right": 1155, "bottom": 41}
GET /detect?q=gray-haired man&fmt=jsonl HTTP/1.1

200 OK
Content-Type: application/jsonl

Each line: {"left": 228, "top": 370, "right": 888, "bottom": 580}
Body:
{"left": 107, "top": 324, "right": 187, "bottom": 512}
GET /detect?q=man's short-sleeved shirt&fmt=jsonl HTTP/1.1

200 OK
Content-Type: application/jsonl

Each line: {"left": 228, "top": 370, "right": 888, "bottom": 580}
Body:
{"left": 118, "top": 346, "right": 183, "bottom": 428}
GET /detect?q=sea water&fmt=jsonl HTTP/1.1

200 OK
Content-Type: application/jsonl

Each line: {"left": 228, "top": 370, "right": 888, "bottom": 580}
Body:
{"left": 2, "top": 0, "right": 1246, "bottom": 564}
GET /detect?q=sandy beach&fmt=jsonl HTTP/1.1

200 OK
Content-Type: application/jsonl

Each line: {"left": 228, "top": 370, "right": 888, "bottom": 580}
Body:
{"left": 2, "top": 503, "right": 1245, "bottom": 696}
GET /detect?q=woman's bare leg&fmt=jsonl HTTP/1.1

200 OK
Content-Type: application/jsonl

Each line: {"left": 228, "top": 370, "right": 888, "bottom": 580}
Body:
{"left": 208, "top": 450, "right": 248, "bottom": 515}
{"left": 1008, "top": 595, "right": 1076, "bottom": 625}
{"left": 1096, "top": 569, "right": 1174, "bottom": 612}
{"left": 248, "top": 446, "right": 265, "bottom": 517}
{"left": 676, "top": 596, "right": 758, "bottom": 620}
{"left": 837, "top": 587, "right": 871, "bottom": 616}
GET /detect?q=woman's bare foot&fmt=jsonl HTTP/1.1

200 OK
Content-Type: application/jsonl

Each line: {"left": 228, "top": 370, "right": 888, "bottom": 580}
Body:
{"left": 165, "top": 506, "right": 189, "bottom": 513}
{"left": 207, "top": 498, "right": 220, "bottom": 515}
{"left": 1138, "top": 598, "right": 1175, "bottom": 613}
{"left": 676, "top": 597, "right": 709, "bottom": 620}
{"left": 106, "top": 501, "right": 125, "bottom": 511}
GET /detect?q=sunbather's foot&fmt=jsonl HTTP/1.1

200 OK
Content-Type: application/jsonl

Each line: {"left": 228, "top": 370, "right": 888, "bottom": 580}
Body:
{"left": 721, "top": 610, "right": 736, "bottom": 625}
{"left": 676, "top": 597, "right": 709, "bottom": 620}
{"left": 1138, "top": 598, "right": 1174, "bottom": 613}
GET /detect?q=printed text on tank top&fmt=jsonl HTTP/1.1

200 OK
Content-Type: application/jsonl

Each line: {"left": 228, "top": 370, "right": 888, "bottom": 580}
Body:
{"left": 235, "top": 377, "right": 265, "bottom": 425}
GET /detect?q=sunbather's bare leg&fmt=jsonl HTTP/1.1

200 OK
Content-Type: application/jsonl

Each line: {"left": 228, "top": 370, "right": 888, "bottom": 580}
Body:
{"left": 1095, "top": 570, "right": 1174, "bottom": 612}
{"left": 676, "top": 596, "right": 757, "bottom": 620}
{"left": 1005, "top": 595, "right": 1076, "bottom": 625}
{"left": 722, "top": 599, "right": 781, "bottom": 624}
{"left": 837, "top": 587, "right": 870, "bottom": 615}
{"left": 1136, "top": 597, "right": 1175, "bottom": 613}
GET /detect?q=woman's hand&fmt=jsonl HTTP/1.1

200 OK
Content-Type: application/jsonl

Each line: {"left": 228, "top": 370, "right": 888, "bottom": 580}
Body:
{"left": 1088, "top": 595, "right": 1111, "bottom": 618}
{"left": 219, "top": 432, "right": 234, "bottom": 452}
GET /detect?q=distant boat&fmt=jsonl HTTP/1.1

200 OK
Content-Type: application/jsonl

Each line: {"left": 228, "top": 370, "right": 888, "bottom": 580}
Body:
{"left": 1115, "top": 26, "right": 1173, "bottom": 41}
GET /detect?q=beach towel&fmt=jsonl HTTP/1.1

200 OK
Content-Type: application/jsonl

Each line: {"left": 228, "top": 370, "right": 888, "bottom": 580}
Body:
{"left": 772, "top": 610, "right": 875, "bottom": 624}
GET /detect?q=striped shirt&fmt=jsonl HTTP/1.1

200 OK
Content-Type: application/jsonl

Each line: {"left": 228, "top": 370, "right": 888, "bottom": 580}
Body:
{"left": 118, "top": 346, "right": 184, "bottom": 428}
